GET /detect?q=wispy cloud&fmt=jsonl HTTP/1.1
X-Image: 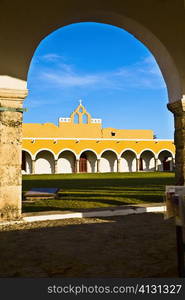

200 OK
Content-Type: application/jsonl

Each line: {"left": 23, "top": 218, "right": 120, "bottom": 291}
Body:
{"left": 36, "top": 54, "right": 165, "bottom": 91}
{"left": 41, "top": 53, "right": 65, "bottom": 62}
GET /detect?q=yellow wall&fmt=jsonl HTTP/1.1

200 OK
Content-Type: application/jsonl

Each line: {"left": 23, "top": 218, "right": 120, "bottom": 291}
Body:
{"left": 22, "top": 103, "right": 175, "bottom": 158}
{"left": 102, "top": 128, "right": 153, "bottom": 139}
{"left": 22, "top": 139, "right": 175, "bottom": 158}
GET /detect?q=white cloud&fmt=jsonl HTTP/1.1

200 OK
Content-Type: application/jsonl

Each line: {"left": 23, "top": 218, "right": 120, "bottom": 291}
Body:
{"left": 43, "top": 72, "right": 100, "bottom": 87}
{"left": 41, "top": 53, "right": 65, "bottom": 62}
{"left": 37, "top": 54, "right": 166, "bottom": 90}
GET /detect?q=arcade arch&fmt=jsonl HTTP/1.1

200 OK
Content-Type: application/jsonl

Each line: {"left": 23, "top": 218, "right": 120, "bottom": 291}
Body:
{"left": 0, "top": 1, "right": 185, "bottom": 219}
{"left": 57, "top": 150, "right": 76, "bottom": 173}
{"left": 100, "top": 150, "right": 118, "bottom": 173}
{"left": 35, "top": 150, "right": 55, "bottom": 174}
{"left": 158, "top": 150, "right": 174, "bottom": 172}
{"left": 120, "top": 150, "right": 137, "bottom": 172}
{"left": 79, "top": 150, "right": 98, "bottom": 173}
{"left": 22, "top": 150, "right": 32, "bottom": 174}
{"left": 139, "top": 150, "right": 155, "bottom": 172}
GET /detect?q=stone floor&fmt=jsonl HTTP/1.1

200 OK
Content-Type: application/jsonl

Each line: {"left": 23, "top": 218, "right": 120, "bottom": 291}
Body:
{"left": 0, "top": 212, "right": 178, "bottom": 277}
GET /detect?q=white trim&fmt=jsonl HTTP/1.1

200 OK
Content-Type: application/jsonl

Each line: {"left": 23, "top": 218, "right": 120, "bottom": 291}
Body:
{"left": 0, "top": 205, "right": 166, "bottom": 226}
{"left": 57, "top": 148, "right": 77, "bottom": 159}
{"left": 157, "top": 149, "right": 175, "bottom": 159}
{"left": 33, "top": 148, "right": 57, "bottom": 160}
{"left": 78, "top": 148, "right": 98, "bottom": 160}
{"left": 23, "top": 137, "right": 174, "bottom": 142}
{"left": 119, "top": 148, "right": 138, "bottom": 159}
{"left": 138, "top": 148, "right": 157, "bottom": 158}
{"left": 22, "top": 148, "right": 34, "bottom": 160}
{"left": 100, "top": 148, "right": 119, "bottom": 159}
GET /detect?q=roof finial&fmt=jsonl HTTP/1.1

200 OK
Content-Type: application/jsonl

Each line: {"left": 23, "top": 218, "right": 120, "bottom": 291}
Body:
{"left": 79, "top": 99, "right": 83, "bottom": 105}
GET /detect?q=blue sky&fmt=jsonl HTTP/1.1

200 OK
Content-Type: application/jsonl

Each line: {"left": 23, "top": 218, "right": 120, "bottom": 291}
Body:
{"left": 24, "top": 22, "right": 174, "bottom": 139}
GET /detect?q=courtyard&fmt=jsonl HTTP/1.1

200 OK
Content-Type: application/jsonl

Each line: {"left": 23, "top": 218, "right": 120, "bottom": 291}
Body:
{"left": 22, "top": 172, "right": 175, "bottom": 212}
{"left": 0, "top": 172, "right": 178, "bottom": 278}
{"left": 0, "top": 213, "right": 177, "bottom": 278}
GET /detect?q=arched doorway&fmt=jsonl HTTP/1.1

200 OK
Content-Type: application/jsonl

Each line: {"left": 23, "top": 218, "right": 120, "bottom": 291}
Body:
{"left": 158, "top": 150, "right": 173, "bottom": 172}
{"left": 139, "top": 150, "right": 155, "bottom": 171}
{"left": 35, "top": 150, "right": 55, "bottom": 174}
{"left": 79, "top": 153, "right": 87, "bottom": 173}
{"left": 22, "top": 150, "right": 32, "bottom": 174}
{"left": 120, "top": 150, "right": 137, "bottom": 172}
{"left": 100, "top": 150, "right": 118, "bottom": 172}
{"left": 58, "top": 150, "right": 76, "bottom": 173}
{"left": 1, "top": 2, "right": 185, "bottom": 221}
{"left": 79, "top": 150, "right": 97, "bottom": 173}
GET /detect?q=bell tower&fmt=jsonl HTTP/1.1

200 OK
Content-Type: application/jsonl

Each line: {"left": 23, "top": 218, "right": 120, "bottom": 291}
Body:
{"left": 70, "top": 100, "right": 92, "bottom": 124}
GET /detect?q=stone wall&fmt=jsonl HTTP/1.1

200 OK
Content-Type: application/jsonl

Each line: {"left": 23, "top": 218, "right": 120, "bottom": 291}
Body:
{"left": 0, "top": 88, "right": 27, "bottom": 220}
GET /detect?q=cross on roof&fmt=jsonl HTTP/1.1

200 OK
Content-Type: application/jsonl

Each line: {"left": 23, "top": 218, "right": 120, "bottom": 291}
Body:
{"left": 79, "top": 99, "right": 83, "bottom": 105}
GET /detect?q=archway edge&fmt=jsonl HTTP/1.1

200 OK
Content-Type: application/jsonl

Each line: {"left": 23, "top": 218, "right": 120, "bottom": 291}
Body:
{"left": 78, "top": 149, "right": 98, "bottom": 160}
{"left": 100, "top": 148, "right": 119, "bottom": 159}
{"left": 57, "top": 148, "right": 77, "bottom": 159}
{"left": 0, "top": 2, "right": 184, "bottom": 103}
{"left": 22, "top": 148, "right": 34, "bottom": 160}
{"left": 33, "top": 148, "right": 57, "bottom": 160}
{"left": 120, "top": 148, "right": 138, "bottom": 159}
{"left": 157, "top": 149, "right": 175, "bottom": 159}
{"left": 139, "top": 148, "right": 157, "bottom": 159}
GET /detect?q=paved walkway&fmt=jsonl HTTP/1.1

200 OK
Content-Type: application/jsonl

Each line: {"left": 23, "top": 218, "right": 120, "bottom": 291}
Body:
{"left": 0, "top": 203, "right": 166, "bottom": 226}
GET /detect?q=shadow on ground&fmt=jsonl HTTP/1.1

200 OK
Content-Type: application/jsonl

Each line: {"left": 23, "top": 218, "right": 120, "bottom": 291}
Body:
{"left": 0, "top": 213, "right": 177, "bottom": 278}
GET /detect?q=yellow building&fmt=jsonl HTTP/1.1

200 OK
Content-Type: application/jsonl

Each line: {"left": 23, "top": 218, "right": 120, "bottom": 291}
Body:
{"left": 22, "top": 102, "right": 175, "bottom": 174}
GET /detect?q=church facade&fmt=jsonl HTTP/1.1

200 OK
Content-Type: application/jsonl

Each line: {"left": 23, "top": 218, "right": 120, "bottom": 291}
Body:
{"left": 22, "top": 102, "right": 175, "bottom": 174}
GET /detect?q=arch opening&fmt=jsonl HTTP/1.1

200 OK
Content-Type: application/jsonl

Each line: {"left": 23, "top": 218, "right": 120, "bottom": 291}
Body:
{"left": 35, "top": 150, "right": 55, "bottom": 174}
{"left": 100, "top": 150, "right": 118, "bottom": 173}
{"left": 22, "top": 150, "right": 32, "bottom": 174}
{"left": 158, "top": 150, "right": 173, "bottom": 172}
{"left": 79, "top": 150, "right": 97, "bottom": 173}
{"left": 120, "top": 150, "right": 137, "bottom": 172}
{"left": 58, "top": 150, "right": 76, "bottom": 173}
{"left": 139, "top": 150, "right": 155, "bottom": 172}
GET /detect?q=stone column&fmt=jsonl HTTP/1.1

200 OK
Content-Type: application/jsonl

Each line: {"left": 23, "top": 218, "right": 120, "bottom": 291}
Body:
{"left": 136, "top": 158, "right": 140, "bottom": 172}
{"left": 0, "top": 88, "right": 28, "bottom": 220}
{"left": 117, "top": 158, "right": 121, "bottom": 172}
{"left": 172, "top": 157, "right": 176, "bottom": 171}
{"left": 76, "top": 159, "right": 80, "bottom": 173}
{"left": 31, "top": 160, "right": 36, "bottom": 174}
{"left": 97, "top": 159, "right": 100, "bottom": 173}
{"left": 167, "top": 99, "right": 185, "bottom": 185}
{"left": 54, "top": 159, "right": 58, "bottom": 174}
{"left": 155, "top": 158, "right": 158, "bottom": 171}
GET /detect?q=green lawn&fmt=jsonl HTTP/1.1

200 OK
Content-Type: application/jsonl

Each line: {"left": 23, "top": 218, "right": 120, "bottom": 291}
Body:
{"left": 22, "top": 172, "right": 175, "bottom": 213}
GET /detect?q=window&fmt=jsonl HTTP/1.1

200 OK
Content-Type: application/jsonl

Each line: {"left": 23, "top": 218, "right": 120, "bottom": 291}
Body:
{"left": 82, "top": 114, "right": 88, "bottom": 124}
{"left": 74, "top": 113, "right": 79, "bottom": 124}
{"left": 111, "top": 132, "right": 116, "bottom": 136}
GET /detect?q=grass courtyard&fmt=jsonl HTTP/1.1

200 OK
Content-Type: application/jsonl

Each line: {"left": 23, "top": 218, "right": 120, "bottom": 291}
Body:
{"left": 22, "top": 172, "right": 175, "bottom": 213}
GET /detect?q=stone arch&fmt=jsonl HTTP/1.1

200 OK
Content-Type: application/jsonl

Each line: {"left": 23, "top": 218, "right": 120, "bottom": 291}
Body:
{"left": 157, "top": 149, "right": 174, "bottom": 172}
{"left": 120, "top": 149, "right": 137, "bottom": 172}
{"left": 4, "top": 8, "right": 182, "bottom": 103}
{"left": 33, "top": 148, "right": 57, "bottom": 160}
{"left": 100, "top": 149, "right": 118, "bottom": 173}
{"left": 57, "top": 150, "right": 76, "bottom": 173}
{"left": 100, "top": 148, "right": 119, "bottom": 159}
{"left": 78, "top": 148, "right": 98, "bottom": 159}
{"left": 1, "top": 2, "right": 185, "bottom": 219}
{"left": 35, "top": 150, "right": 55, "bottom": 174}
{"left": 57, "top": 148, "right": 77, "bottom": 159}
{"left": 157, "top": 149, "right": 175, "bottom": 159}
{"left": 139, "top": 149, "right": 156, "bottom": 171}
{"left": 22, "top": 150, "right": 32, "bottom": 174}
{"left": 79, "top": 150, "right": 98, "bottom": 173}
